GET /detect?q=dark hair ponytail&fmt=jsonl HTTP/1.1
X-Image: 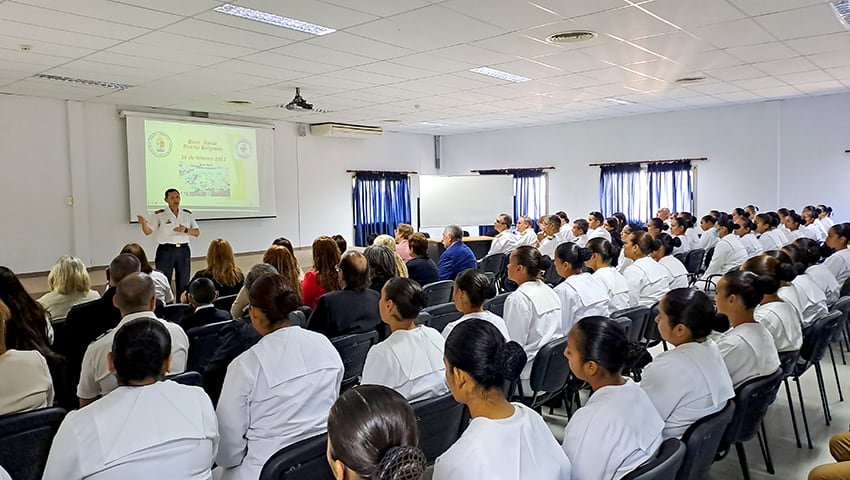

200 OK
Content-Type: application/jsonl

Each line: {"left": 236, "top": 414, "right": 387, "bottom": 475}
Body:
{"left": 791, "top": 238, "right": 823, "bottom": 267}
{"left": 631, "top": 231, "right": 656, "bottom": 255}
{"left": 248, "top": 273, "right": 300, "bottom": 325}
{"left": 572, "top": 316, "right": 644, "bottom": 375}
{"left": 660, "top": 288, "right": 721, "bottom": 338}
{"left": 721, "top": 270, "right": 773, "bottom": 309}
{"left": 512, "top": 245, "right": 551, "bottom": 279}
{"left": 756, "top": 213, "right": 778, "bottom": 228}
{"left": 555, "top": 242, "right": 593, "bottom": 272}
{"left": 383, "top": 277, "right": 426, "bottom": 319}
{"left": 445, "top": 319, "right": 527, "bottom": 389}
{"left": 652, "top": 232, "right": 680, "bottom": 257}
{"left": 454, "top": 269, "right": 496, "bottom": 308}
{"left": 647, "top": 218, "right": 668, "bottom": 233}
{"left": 716, "top": 213, "right": 739, "bottom": 232}
{"left": 586, "top": 238, "right": 617, "bottom": 265}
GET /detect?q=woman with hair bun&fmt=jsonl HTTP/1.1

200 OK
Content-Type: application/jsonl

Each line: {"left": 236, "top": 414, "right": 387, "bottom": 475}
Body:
{"left": 802, "top": 205, "right": 827, "bottom": 242}
{"left": 503, "top": 246, "right": 562, "bottom": 392}
{"left": 640, "top": 289, "right": 735, "bottom": 439}
{"left": 825, "top": 223, "right": 850, "bottom": 285}
{"left": 669, "top": 216, "right": 692, "bottom": 255}
{"left": 735, "top": 218, "right": 764, "bottom": 259}
{"left": 714, "top": 270, "right": 781, "bottom": 387}
{"left": 701, "top": 214, "right": 748, "bottom": 280}
{"left": 742, "top": 255, "right": 803, "bottom": 352}
{"left": 553, "top": 242, "right": 610, "bottom": 333}
{"left": 562, "top": 316, "right": 664, "bottom": 479}
{"left": 651, "top": 233, "right": 689, "bottom": 289}
{"left": 361, "top": 278, "right": 448, "bottom": 402}
{"left": 785, "top": 211, "right": 811, "bottom": 241}
{"left": 817, "top": 205, "right": 834, "bottom": 231}
{"left": 781, "top": 245, "right": 829, "bottom": 325}
{"left": 646, "top": 217, "right": 668, "bottom": 239}
{"left": 216, "top": 274, "right": 344, "bottom": 480}
{"left": 327, "top": 385, "right": 426, "bottom": 480}
{"left": 622, "top": 231, "right": 672, "bottom": 307}
{"left": 793, "top": 238, "right": 840, "bottom": 306}
{"left": 434, "top": 319, "right": 571, "bottom": 479}
{"left": 444, "top": 269, "right": 508, "bottom": 340}
{"left": 754, "top": 213, "right": 786, "bottom": 252}
{"left": 585, "top": 238, "right": 631, "bottom": 313}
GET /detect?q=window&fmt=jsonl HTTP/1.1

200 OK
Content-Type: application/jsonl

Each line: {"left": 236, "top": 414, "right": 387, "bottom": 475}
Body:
{"left": 352, "top": 172, "right": 411, "bottom": 246}
{"left": 600, "top": 161, "right": 693, "bottom": 223}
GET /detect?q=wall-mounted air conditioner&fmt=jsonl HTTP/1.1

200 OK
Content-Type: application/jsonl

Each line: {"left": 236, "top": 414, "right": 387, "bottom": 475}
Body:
{"left": 310, "top": 123, "right": 383, "bottom": 138}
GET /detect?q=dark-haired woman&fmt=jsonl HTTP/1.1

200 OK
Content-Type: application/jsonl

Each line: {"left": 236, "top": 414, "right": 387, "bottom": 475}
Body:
{"left": 714, "top": 271, "right": 781, "bottom": 387}
{"left": 444, "top": 269, "right": 508, "bottom": 340}
{"left": 646, "top": 217, "right": 668, "bottom": 239}
{"left": 504, "top": 246, "right": 562, "bottom": 392}
{"left": 562, "top": 316, "right": 664, "bottom": 479}
{"left": 623, "top": 231, "right": 672, "bottom": 307}
{"left": 586, "top": 238, "right": 631, "bottom": 313}
{"left": 0, "top": 299, "right": 54, "bottom": 416}
{"left": 43, "top": 317, "right": 218, "bottom": 479}
{"left": 640, "top": 289, "right": 735, "bottom": 439}
{"left": 802, "top": 206, "right": 827, "bottom": 242}
{"left": 825, "top": 223, "right": 850, "bottom": 286}
{"left": 780, "top": 246, "right": 829, "bottom": 326}
{"left": 697, "top": 215, "right": 719, "bottom": 251}
{"left": 554, "top": 243, "right": 610, "bottom": 333}
{"left": 701, "top": 215, "right": 748, "bottom": 280}
{"left": 816, "top": 204, "right": 834, "bottom": 231}
{"left": 794, "top": 238, "right": 841, "bottom": 306}
{"left": 669, "top": 216, "right": 692, "bottom": 255}
{"left": 406, "top": 233, "right": 439, "bottom": 287}
{"left": 742, "top": 256, "right": 803, "bottom": 353}
{"left": 736, "top": 218, "right": 764, "bottom": 259}
{"left": 216, "top": 274, "right": 344, "bottom": 480}
{"left": 361, "top": 278, "right": 448, "bottom": 402}
{"left": 785, "top": 211, "right": 810, "bottom": 241}
{"left": 433, "top": 320, "right": 572, "bottom": 479}
{"left": 301, "top": 236, "right": 341, "bottom": 311}
{"left": 755, "top": 213, "right": 786, "bottom": 252}
{"left": 652, "top": 233, "right": 689, "bottom": 289}
{"left": 327, "top": 385, "right": 426, "bottom": 480}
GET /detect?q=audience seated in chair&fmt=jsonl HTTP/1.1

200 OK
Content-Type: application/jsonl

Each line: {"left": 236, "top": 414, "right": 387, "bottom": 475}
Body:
{"left": 120, "top": 243, "right": 174, "bottom": 305}
{"left": 438, "top": 225, "right": 477, "bottom": 281}
{"left": 406, "top": 233, "right": 439, "bottom": 287}
{"left": 809, "top": 432, "right": 850, "bottom": 480}
{"left": 364, "top": 245, "right": 400, "bottom": 293}
{"left": 180, "top": 277, "right": 232, "bottom": 332}
{"left": 0, "top": 298, "right": 54, "bottom": 416}
{"left": 36, "top": 256, "right": 101, "bottom": 320}
{"left": 442, "top": 268, "right": 509, "bottom": 340}
{"left": 373, "top": 234, "right": 409, "bottom": 278}
{"left": 300, "top": 236, "right": 342, "bottom": 312}
{"left": 77, "top": 273, "right": 190, "bottom": 407}
{"left": 43, "top": 317, "right": 218, "bottom": 480}
{"left": 184, "top": 238, "right": 245, "bottom": 302}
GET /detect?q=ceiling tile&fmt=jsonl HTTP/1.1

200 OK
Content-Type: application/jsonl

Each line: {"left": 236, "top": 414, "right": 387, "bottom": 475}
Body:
{"left": 725, "top": 41, "right": 799, "bottom": 63}
{"left": 825, "top": 66, "right": 850, "bottom": 82}
{"left": 527, "top": 0, "right": 629, "bottom": 19}
{"left": 727, "top": 0, "right": 825, "bottom": 16}
{"left": 161, "top": 19, "right": 295, "bottom": 50}
{"left": 629, "top": 31, "right": 709, "bottom": 60}
{"left": 678, "top": 49, "right": 745, "bottom": 70}
{"left": 270, "top": 42, "right": 376, "bottom": 68}
{"left": 107, "top": 0, "right": 223, "bottom": 16}
{"left": 318, "top": 0, "right": 429, "bottom": 17}
{"left": 442, "top": 0, "right": 560, "bottom": 30}
{"left": 641, "top": 0, "right": 747, "bottom": 30}
{"left": 578, "top": 40, "right": 664, "bottom": 65}
{"left": 240, "top": 52, "right": 341, "bottom": 75}
{"left": 752, "top": 56, "right": 819, "bottom": 75}
{"left": 0, "top": 48, "right": 76, "bottom": 68}
{"left": 0, "top": 19, "right": 122, "bottom": 49}
{"left": 488, "top": 58, "right": 564, "bottom": 79}
{"left": 794, "top": 79, "right": 846, "bottom": 94}
{"left": 15, "top": 0, "right": 182, "bottom": 29}
{"left": 0, "top": 36, "right": 94, "bottom": 59}
{"left": 132, "top": 31, "right": 256, "bottom": 59}
{"left": 305, "top": 32, "right": 414, "bottom": 60}
{"left": 713, "top": 90, "right": 763, "bottom": 102}
{"left": 390, "top": 52, "right": 477, "bottom": 74}
{"left": 732, "top": 76, "right": 790, "bottom": 90}
{"left": 754, "top": 4, "right": 847, "bottom": 41}
{"left": 472, "top": 32, "right": 562, "bottom": 58}
{"left": 191, "top": 10, "right": 311, "bottom": 41}
{"left": 692, "top": 19, "right": 775, "bottom": 49}
{"left": 807, "top": 51, "right": 850, "bottom": 69}
{"left": 105, "top": 41, "right": 229, "bottom": 67}
{"left": 573, "top": 5, "right": 678, "bottom": 40}
{"left": 346, "top": 61, "right": 437, "bottom": 80}
{"left": 208, "top": 60, "right": 311, "bottom": 82}
{"left": 777, "top": 69, "right": 836, "bottom": 85}
{"left": 0, "top": 2, "right": 150, "bottom": 40}
{"left": 236, "top": 0, "right": 379, "bottom": 29}
{"left": 785, "top": 32, "right": 850, "bottom": 55}
{"left": 754, "top": 85, "right": 803, "bottom": 98}
{"left": 534, "top": 50, "right": 610, "bottom": 74}
{"left": 703, "top": 64, "right": 766, "bottom": 81}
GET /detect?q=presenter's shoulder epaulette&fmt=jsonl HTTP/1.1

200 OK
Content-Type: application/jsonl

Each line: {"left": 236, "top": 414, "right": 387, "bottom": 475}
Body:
{"left": 183, "top": 208, "right": 192, "bottom": 214}
{"left": 154, "top": 208, "right": 165, "bottom": 214}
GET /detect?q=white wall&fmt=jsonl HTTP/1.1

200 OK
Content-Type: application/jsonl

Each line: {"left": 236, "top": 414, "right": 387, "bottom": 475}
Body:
{"left": 0, "top": 94, "right": 434, "bottom": 273}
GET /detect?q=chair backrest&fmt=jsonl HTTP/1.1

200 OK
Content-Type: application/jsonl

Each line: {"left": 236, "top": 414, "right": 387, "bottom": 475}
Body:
{"left": 529, "top": 336, "right": 570, "bottom": 394}
{"left": 259, "top": 433, "right": 333, "bottom": 480}
{"left": 166, "top": 371, "right": 204, "bottom": 387}
{"left": 422, "top": 280, "right": 454, "bottom": 307}
{"left": 676, "top": 401, "right": 736, "bottom": 480}
{"left": 186, "top": 319, "right": 237, "bottom": 372}
{"left": 0, "top": 407, "right": 67, "bottom": 480}
{"left": 622, "top": 438, "right": 686, "bottom": 480}
{"left": 799, "top": 310, "right": 842, "bottom": 367}
{"left": 288, "top": 309, "right": 307, "bottom": 327}
{"left": 842, "top": 279, "right": 850, "bottom": 298}
{"left": 612, "top": 306, "right": 650, "bottom": 343}
{"left": 674, "top": 252, "right": 688, "bottom": 265}
{"left": 161, "top": 303, "right": 193, "bottom": 323}
{"left": 479, "top": 253, "right": 507, "bottom": 277}
{"left": 778, "top": 350, "right": 801, "bottom": 378}
{"left": 643, "top": 302, "right": 662, "bottom": 345}
{"left": 543, "top": 259, "right": 562, "bottom": 286}
{"left": 830, "top": 297, "right": 850, "bottom": 342}
{"left": 411, "top": 393, "right": 467, "bottom": 462}
{"left": 483, "top": 292, "right": 510, "bottom": 317}
{"left": 212, "top": 293, "right": 239, "bottom": 311}
{"left": 723, "top": 369, "right": 784, "bottom": 444}
{"left": 702, "top": 247, "right": 715, "bottom": 271}
{"left": 611, "top": 316, "right": 632, "bottom": 339}
{"left": 421, "top": 302, "right": 463, "bottom": 333}
{"left": 685, "top": 249, "right": 706, "bottom": 275}
{"left": 331, "top": 331, "right": 379, "bottom": 391}
{"left": 415, "top": 311, "right": 432, "bottom": 326}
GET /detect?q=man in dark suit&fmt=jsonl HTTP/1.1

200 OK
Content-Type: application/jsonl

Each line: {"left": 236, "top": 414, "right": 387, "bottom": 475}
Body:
{"left": 438, "top": 224, "right": 477, "bottom": 281}
{"left": 181, "top": 277, "right": 232, "bottom": 331}
{"left": 307, "top": 250, "right": 386, "bottom": 340}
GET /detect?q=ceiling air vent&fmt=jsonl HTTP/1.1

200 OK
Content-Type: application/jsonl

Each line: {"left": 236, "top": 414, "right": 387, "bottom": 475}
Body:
{"left": 546, "top": 31, "right": 597, "bottom": 44}
{"left": 675, "top": 76, "right": 708, "bottom": 85}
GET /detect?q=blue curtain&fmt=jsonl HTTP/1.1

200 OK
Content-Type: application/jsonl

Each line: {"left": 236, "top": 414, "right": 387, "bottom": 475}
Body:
{"left": 648, "top": 161, "right": 692, "bottom": 216}
{"left": 513, "top": 170, "right": 546, "bottom": 223}
{"left": 352, "top": 172, "right": 411, "bottom": 247}
{"left": 600, "top": 164, "right": 643, "bottom": 223}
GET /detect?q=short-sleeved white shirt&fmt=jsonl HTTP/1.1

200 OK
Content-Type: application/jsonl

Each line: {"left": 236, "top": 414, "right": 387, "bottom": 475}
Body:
{"left": 151, "top": 207, "right": 198, "bottom": 245}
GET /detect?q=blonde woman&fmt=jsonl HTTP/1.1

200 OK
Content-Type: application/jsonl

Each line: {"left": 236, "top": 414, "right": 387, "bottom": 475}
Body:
{"left": 395, "top": 224, "right": 415, "bottom": 263}
{"left": 37, "top": 256, "right": 100, "bottom": 319}
{"left": 373, "top": 234, "right": 409, "bottom": 278}
{"left": 184, "top": 239, "right": 244, "bottom": 302}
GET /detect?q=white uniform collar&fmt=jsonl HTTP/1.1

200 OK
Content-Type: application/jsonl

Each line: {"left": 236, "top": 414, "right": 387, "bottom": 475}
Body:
{"left": 517, "top": 280, "right": 560, "bottom": 314}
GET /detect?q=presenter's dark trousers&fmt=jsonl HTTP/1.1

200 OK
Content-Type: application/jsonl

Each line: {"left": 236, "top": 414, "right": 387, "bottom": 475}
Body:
{"left": 156, "top": 243, "right": 191, "bottom": 297}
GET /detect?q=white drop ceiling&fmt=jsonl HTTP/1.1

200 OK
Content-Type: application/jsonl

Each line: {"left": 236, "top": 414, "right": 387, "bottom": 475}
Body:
{"left": 0, "top": 0, "right": 849, "bottom": 134}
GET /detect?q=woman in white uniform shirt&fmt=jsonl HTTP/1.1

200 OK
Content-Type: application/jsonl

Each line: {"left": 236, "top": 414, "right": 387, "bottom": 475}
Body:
{"left": 741, "top": 255, "right": 803, "bottom": 352}
{"left": 803, "top": 205, "right": 828, "bottom": 241}
{"left": 443, "top": 268, "right": 509, "bottom": 340}
{"left": 651, "top": 233, "right": 689, "bottom": 289}
{"left": 640, "top": 289, "right": 735, "bottom": 439}
{"left": 216, "top": 274, "right": 344, "bottom": 480}
{"left": 553, "top": 242, "right": 610, "bottom": 333}
{"left": 563, "top": 316, "right": 664, "bottom": 480}
{"left": 503, "top": 246, "right": 563, "bottom": 392}
{"left": 327, "top": 385, "right": 427, "bottom": 480}
{"left": 43, "top": 318, "right": 218, "bottom": 480}
{"left": 775, "top": 247, "right": 829, "bottom": 326}
{"left": 616, "top": 224, "right": 636, "bottom": 272}
{"left": 755, "top": 213, "right": 787, "bottom": 252}
{"left": 786, "top": 211, "right": 813, "bottom": 241}
{"left": 434, "top": 319, "right": 571, "bottom": 479}
{"left": 586, "top": 238, "right": 631, "bottom": 313}
{"left": 623, "top": 231, "right": 672, "bottom": 307}
{"left": 714, "top": 271, "right": 781, "bottom": 388}
{"left": 794, "top": 238, "right": 841, "bottom": 306}
{"left": 817, "top": 205, "right": 835, "bottom": 230}
{"left": 825, "top": 223, "right": 850, "bottom": 286}
{"left": 701, "top": 214, "right": 749, "bottom": 281}
{"left": 0, "top": 299, "right": 54, "bottom": 416}
{"left": 736, "top": 219, "right": 764, "bottom": 259}
{"left": 669, "top": 216, "right": 692, "bottom": 255}
{"left": 361, "top": 277, "right": 448, "bottom": 402}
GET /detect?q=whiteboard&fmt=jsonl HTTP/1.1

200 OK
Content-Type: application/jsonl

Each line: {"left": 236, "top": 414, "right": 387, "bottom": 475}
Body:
{"left": 418, "top": 175, "right": 514, "bottom": 228}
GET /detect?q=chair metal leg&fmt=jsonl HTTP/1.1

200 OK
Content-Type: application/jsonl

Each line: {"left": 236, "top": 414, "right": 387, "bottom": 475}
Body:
{"left": 794, "top": 374, "right": 814, "bottom": 449}
{"left": 783, "top": 378, "right": 802, "bottom": 448}
{"left": 814, "top": 362, "right": 832, "bottom": 424}
{"left": 758, "top": 421, "right": 775, "bottom": 474}
{"left": 828, "top": 345, "right": 845, "bottom": 401}
{"left": 735, "top": 442, "right": 751, "bottom": 480}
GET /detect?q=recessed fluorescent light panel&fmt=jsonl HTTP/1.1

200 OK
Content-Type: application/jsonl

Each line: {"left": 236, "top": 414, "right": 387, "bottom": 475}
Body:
{"left": 603, "top": 97, "right": 636, "bottom": 106}
{"left": 469, "top": 67, "right": 531, "bottom": 83}
{"left": 33, "top": 73, "right": 131, "bottom": 90}
{"left": 832, "top": 0, "right": 850, "bottom": 28}
{"left": 214, "top": 4, "right": 336, "bottom": 36}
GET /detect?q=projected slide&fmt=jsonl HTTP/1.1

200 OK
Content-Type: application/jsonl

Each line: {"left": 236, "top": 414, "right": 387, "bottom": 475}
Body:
{"left": 144, "top": 120, "right": 260, "bottom": 212}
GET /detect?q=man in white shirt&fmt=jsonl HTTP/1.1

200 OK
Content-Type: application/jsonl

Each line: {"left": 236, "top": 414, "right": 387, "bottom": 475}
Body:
{"left": 572, "top": 219, "right": 590, "bottom": 247}
{"left": 657, "top": 207, "right": 672, "bottom": 226}
{"left": 587, "top": 211, "right": 612, "bottom": 242}
{"left": 77, "top": 273, "right": 190, "bottom": 407}
{"left": 487, "top": 213, "right": 518, "bottom": 256}
{"left": 514, "top": 215, "right": 538, "bottom": 248}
